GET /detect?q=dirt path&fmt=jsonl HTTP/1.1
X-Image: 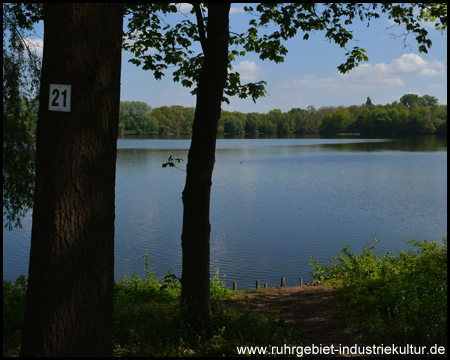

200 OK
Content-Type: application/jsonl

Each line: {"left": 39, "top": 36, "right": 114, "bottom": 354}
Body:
{"left": 223, "top": 285, "right": 369, "bottom": 357}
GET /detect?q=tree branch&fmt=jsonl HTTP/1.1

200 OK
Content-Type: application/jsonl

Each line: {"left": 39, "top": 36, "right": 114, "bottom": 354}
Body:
{"left": 191, "top": 3, "right": 208, "bottom": 55}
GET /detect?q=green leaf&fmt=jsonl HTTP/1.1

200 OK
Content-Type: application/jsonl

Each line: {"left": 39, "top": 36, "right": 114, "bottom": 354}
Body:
{"left": 129, "top": 58, "right": 142, "bottom": 66}
{"left": 124, "top": 3, "right": 446, "bottom": 104}
{"left": 418, "top": 45, "right": 428, "bottom": 53}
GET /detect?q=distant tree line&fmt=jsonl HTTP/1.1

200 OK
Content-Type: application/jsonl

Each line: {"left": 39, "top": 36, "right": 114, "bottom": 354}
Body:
{"left": 119, "top": 94, "right": 447, "bottom": 136}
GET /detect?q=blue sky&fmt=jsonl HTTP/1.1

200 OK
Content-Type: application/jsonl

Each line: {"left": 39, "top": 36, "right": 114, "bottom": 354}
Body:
{"left": 27, "top": 4, "right": 447, "bottom": 113}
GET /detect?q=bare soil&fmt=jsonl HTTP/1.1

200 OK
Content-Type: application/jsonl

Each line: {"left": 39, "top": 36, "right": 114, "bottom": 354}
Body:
{"left": 223, "top": 284, "right": 371, "bottom": 357}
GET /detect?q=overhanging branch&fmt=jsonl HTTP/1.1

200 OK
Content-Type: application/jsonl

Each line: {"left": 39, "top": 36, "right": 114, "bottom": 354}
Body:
{"left": 191, "top": 3, "right": 208, "bottom": 55}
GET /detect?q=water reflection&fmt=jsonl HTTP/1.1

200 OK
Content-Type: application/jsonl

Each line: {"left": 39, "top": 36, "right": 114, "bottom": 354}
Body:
{"left": 3, "top": 136, "right": 447, "bottom": 290}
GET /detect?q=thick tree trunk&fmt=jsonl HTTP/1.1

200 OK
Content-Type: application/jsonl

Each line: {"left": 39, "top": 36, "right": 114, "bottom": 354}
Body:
{"left": 181, "top": 3, "right": 230, "bottom": 321}
{"left": 20, "top": 4, "right": 123, "bottom": 356}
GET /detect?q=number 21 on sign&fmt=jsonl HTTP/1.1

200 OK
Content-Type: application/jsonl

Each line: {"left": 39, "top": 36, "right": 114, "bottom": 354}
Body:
{"left": 49, "top": 84, "right": 71, "bottom": 112}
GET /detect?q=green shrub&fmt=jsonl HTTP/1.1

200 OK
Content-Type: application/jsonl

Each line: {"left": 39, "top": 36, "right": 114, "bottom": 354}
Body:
{"left": 112, "top": 254, "right": 303, "bottom": 356}
{"left": 3, "top": 275, "right": 27, "bottom": 353}
{"left": 310, "top": 235, "right": 447, "bottom": 347}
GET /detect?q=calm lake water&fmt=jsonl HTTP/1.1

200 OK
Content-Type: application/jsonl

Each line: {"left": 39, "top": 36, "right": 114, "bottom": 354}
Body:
{"left": 3, "top": 135, "right": 447, "bottom": 290}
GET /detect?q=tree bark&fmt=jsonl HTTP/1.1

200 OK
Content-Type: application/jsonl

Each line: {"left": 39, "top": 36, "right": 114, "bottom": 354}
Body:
{"left": 20, "top": 4, "right": 123, "bottom": 356}
{"left": 181, "top": 3, "right": 230, "bottom": 321}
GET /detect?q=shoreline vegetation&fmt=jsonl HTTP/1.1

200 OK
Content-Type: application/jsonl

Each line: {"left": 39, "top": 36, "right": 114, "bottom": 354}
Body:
{"left": 118, "top": 94, "right": 447, "bottom": 137}
{"left": 3, "top": 236, "right": 447, "bottom": 356}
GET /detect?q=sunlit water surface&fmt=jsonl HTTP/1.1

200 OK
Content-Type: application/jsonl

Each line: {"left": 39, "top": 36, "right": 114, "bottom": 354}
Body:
{"left": 3, "top": 136, "right": 447, "bottom": 290}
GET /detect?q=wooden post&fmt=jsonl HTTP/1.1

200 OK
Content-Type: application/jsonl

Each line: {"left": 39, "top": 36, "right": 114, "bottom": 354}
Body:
{"left": 281, "top": 277, "right": 285, "bottom": 287}
{"left": 300, "top": 278, "right": 303, "bottom": 286}
{"left": 233, "top": 282, "right": 237, "bottom": 291}
{"left": 264, "top": 283, "right": 268, "bottom": 289}
{"left": 256, "top": 280, "right": 260, "bottom": 289}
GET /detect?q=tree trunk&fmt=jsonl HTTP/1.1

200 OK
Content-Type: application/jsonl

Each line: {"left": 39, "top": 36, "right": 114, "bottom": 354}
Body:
{"left": 181, "top": 3, "right": 230, "bottom": 321}
{"left": 20, "top": 4, "right": 123, "bottom": 356}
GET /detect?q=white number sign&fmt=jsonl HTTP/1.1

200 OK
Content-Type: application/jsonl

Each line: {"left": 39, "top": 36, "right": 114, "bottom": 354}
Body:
{"left": 49, "top": 84, "right": 71, "bottom": 112}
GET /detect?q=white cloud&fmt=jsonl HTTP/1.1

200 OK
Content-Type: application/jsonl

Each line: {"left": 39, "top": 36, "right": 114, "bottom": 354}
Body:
{"left": 340, "top": 63, "right": 405, "bottom": 88}
{"left": 23, "top": 38, "right": 43, "bottom": 57}
{"left": 341, "top": 54, "right": 444, "bottom": 88}
{"left": 176, "top": 3, "right": 193, "bottom": 14}
{"left": 124, "top": 30, "right": 158, "bottom": 56}
{"left": 301, "top": 74, "right": 340, "bottom": 88}
{"left": 388, "top": 53, "right": 445, "bottom": 76}
{"left": 278, "top": 53, "right": 445, "bottom": 92}
{"left": 230, "top": 6, "right": 245, "bottom": 14}
{"left": 173, "top": 3, "right": 245, "bottom": 17}
{"left": 178, "top": 3, "right": 244, "bottom": 14}
{"left": 232, "top": 60, "right": 266, "bottom": 81}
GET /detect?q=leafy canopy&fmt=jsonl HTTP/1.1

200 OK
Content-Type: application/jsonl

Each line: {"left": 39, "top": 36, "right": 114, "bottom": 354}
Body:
{"left": 124, "top": 3, "right": 446, "bottom": 104}
{"left": 3, "top": 4, "right": 42, "bottom": 230}
{"left": 2, "top": 3, "right": 446, "bottom": 228}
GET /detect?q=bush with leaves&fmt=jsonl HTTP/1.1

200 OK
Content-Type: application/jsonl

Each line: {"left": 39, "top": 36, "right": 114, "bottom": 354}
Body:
{"left": 310, "top": 235, "right": 447, "bottom": 347}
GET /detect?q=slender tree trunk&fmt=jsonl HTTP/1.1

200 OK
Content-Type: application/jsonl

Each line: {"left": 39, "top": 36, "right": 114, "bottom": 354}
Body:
{"left": 181, "top": 3, "right": 230, "bottom": 321}
{"left": 20, "top": 4, "right": 123, "bottom": 356}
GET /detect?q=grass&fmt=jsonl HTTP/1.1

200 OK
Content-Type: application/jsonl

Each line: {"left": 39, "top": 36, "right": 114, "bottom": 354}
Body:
{"left": 112, "top": 254, "right": 304, "bottom": 356}
{"left": 3, "top": 274, "right": 27, "bottom": 356}
{"left": 3, "top": 254, "right": 304, "bottom": 356}
{"left": 4, "top": 235, "right": 447, "bottom": 356}
{"left": 309, "top": 234, "right": 447, "bottom": 349}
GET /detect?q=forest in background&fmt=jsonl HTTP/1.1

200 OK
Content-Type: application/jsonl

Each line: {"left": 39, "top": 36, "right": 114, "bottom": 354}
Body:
{"left": 119, "top": 94, "right": 447, "bottom": 136}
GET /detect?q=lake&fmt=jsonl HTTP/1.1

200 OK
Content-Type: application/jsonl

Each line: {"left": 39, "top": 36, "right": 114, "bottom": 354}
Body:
{"left": 3, "top": 135, "right": 447, "bottom": 290}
